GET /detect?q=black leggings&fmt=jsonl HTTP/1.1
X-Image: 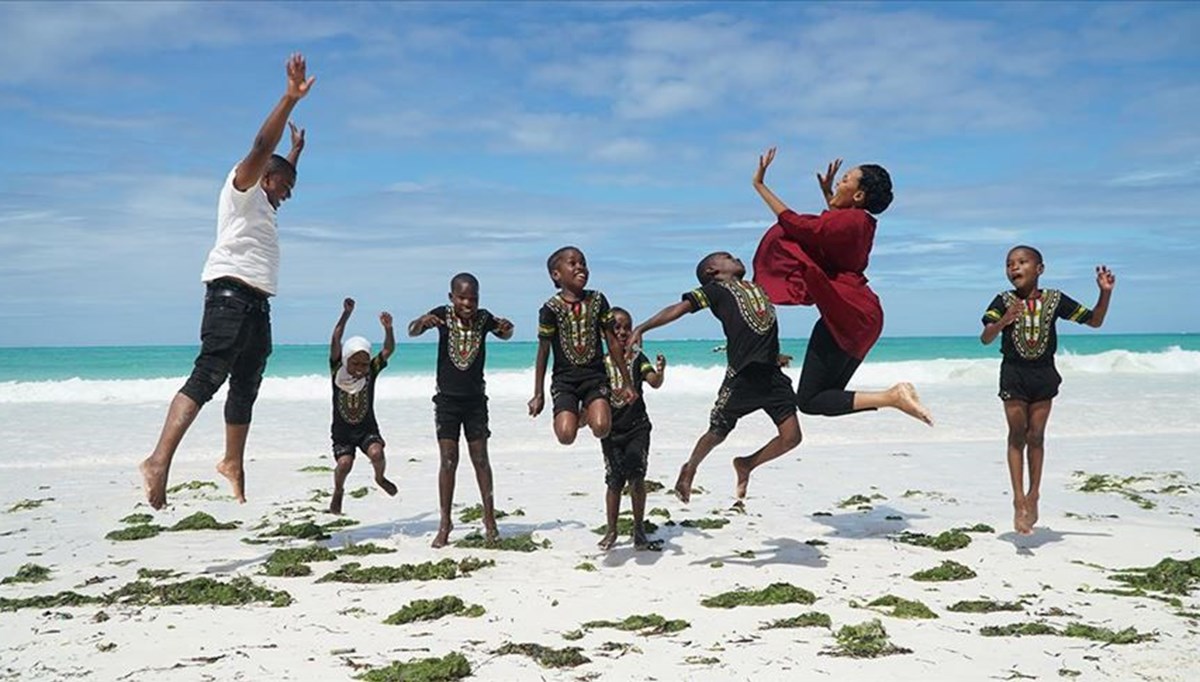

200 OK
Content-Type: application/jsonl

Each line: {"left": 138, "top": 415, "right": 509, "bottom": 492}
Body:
{"left": 795, "top": 319, "right": 870, "bottom": 417}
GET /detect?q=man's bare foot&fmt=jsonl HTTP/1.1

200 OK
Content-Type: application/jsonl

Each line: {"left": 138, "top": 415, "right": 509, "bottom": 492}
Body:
{"left": 375, "top": 476, "right": 398, "bottom": 496}
{"left": 216, "top": 459, "right": 246, "bottom": 503}
{"left": 893, "top": 383, "right": 934, "bottom": 426}
{"left": 633, "top": 527, "right": 661, "bottom": 551}
{"left": 733, "top": 456, "right": 753, "bottom": 499}
{"left": 140, "top": 457, "right": 169, "bottom": 510}
{"left": 1025, "top": 493, "right": 1039, "bottom": 530}
{"left": 673, "top": 463, "right": 696, "bottom": 504}
{"left": 484, "top": 523, "right": 499, "bottom": 543}
{"left": 432, "top": 523, "right": 452, "bottom": 549}
{"left": 597, "top": 529, "right": 617, "bottom": 550}
{"left": 328, "top": 491, "right": 344, "bottom": 515}
{"left": 1013, "top": 500, "right": 1032, "bottom": 535}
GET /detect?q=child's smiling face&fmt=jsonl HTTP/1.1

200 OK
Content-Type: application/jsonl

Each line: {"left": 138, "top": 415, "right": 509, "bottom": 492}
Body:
{"left": 449, "top": 280, "right": 479, "bottom": 320}
{"left": 551, "top": 249, "right": 589, "bottom": 291}
{"left": 611, "top": 310, "right": 632, "bottom": 349}
{"left": 345, "top": 350, "right": 371, "bottom": 378}
{"left": 1006, "top": 248, "right": 1044, "bottom": 291}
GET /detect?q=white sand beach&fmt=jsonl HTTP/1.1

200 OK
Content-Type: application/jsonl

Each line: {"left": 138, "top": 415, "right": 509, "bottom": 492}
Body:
{"left": 1, "top": 364, "right": 1198, "bottom": 681}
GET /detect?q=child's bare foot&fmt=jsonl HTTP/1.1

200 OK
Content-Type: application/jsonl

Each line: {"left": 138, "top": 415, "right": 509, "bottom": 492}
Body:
{"left": 140, "top": 457, "right": 169, "bottom": 510}
{"left": 432, "top": 522, "right": 452, "bottom": 549}
{"left": 893, "top": 383, "right": 934, "bottom": 426}
{"left": 375, "top": 475, "right": 398, "bottom": 496}
{"left": 597, "top": 529, "right": 618, "bottom": 550}
{"left": 673, "top": 463, "right": 696, "bottom": 503}
{"left": 733, "top": 456, "right": 753, "bottom": 499}
{"left": 1025, "top": 493, "right": 1040, "bottom": 530}
{"left": 216, "top": 459, "right": 246, "bottom": 503}
{"left": 328, "top": 491, "right": 344, "bottom": 515}
{"left": 484, "top": 523, "right": 500, "bottom": 543}
{"left": 1013, "top": 499, "right": 1032, "bottom": 535}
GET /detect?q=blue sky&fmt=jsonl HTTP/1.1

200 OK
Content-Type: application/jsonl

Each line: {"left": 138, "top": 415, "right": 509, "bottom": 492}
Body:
{"left": 1, "top": 1, "right": 1197, "bottom": 347}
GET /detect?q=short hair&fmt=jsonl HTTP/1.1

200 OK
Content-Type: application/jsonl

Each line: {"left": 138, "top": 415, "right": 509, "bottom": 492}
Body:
{"left": 858, "top": 164, "right": 893, "bottom": 215}
{"left": 695, "top": 252, "right": 726, "bottom": 285}
{"left": 610, "top": 306, "right": 631, "bottom": 324}
{"left": 450, "top": 272, "right": 479, "bottom": 292}
{"left": 266, "top": 154, "right": 296, "bottom": 179}
{"left": 546, "top": 246, "right": 583, "bottom": 285}
{"left": 1008, "top": 245, "right": 1044, "bottom": 264}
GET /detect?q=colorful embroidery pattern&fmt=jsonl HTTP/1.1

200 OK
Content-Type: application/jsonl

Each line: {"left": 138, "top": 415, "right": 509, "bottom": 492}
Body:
{"left": 546, "top": 292, "right": 608, "bottom": 366}
{"left": 336, "top": 384, "right": 370, "bottom": 425}
{"left": 1001, "top": 289, "right": 1062, "bottom": 361}
{"left": 444, "top": 305, "right": 487, "bottom": 371}
{"left": 723, "top": 280, "right": 776, "bottom": 335}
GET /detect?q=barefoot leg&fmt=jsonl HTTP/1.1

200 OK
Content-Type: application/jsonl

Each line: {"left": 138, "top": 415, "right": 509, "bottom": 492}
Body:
{"left": 328, "top": 454, "right": 353, "bottom": 515}
{"left": 366, "top": 443, "right": 397, "bottom": 496}
{"left": 433, "top": 439, "right": 458, "bottom": 549}
{"left": 733, "top": 415, "right": 801, "bottom": 499}
{"left": 466, "top": 439, "right": 498, "bottom": 541}
{"left": 676, "top": 430, "right": 725, "bottom": 503}
{"left": 216, "top": 423, "right": 250, "bottom": 504}
{"left": 598, "top": 486, "right": 620, "bottom": 550}
{"left": 142, "top": 393, "right": 201, "bottom": 509}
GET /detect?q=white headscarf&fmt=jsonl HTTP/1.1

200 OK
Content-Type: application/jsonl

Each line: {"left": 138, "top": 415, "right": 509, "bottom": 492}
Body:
{"left": 335, "top": 336, "right": 372, "bottom": 395}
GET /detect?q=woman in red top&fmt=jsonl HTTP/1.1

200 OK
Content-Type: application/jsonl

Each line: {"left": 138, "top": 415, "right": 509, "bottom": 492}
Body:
{"left": 751, "top": 148, "right": 932, "bottom": 426}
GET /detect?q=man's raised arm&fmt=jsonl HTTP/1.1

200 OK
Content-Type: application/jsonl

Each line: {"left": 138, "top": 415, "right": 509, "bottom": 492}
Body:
{"left": 233, "top": 53, "right": 315, "bottom": 191}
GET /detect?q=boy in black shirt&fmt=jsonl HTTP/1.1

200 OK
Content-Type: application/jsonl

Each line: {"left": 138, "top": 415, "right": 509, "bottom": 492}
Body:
{"left": 529, "top": 246, "right": 635, "bottom": 444}
{"left": 598, "top": 307, "right": 666, "bottom": 551}
{"left": 633, "top": 252, "right": 801, "bottom": 503}
{"left": 409, "top": 273, "right": 513, "bottom": 548}
{"left": 329, "top": 298, "right": 398, "bottom": 515}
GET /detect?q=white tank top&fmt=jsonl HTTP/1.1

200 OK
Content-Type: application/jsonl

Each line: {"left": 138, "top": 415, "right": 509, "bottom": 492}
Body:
{"left": 200, "top": 166, "right": 279, "bottom": 295}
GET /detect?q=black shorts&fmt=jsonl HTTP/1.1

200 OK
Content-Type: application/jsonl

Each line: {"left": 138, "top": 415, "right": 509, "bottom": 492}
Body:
{"left": 332, "top": 429, "right": 384, "bottom": 459}
{"left": 709, "top": 364, "right": 797, "bottom": 438}
{"left": 551, "top": 368, "right": 610, "bottom": 415}
{"left": 434, "top": 394, "right": 490, "bottom": 442}
{"left": 602, "top": 424, "right": 650, "bottom": 490}
{"left": 999, "top": 363, "right": 1061, "bottom": 403}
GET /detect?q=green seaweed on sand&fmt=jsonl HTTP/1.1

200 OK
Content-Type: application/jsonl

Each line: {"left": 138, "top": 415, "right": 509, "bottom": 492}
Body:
{"left": 574, "top": 562, "right": 597, "bottom": 572}
{"left": 947, "top": 599, "right": 1025, "bottom": 613}
{"left": 169, "top": 512, "right": 239, "bottom": 531}
{"left": 105, "top": 524, "right": 165, "bottom": 541}
{"left": 648, "top": 507, "right": 671, "bottom": 519}
{"left": 825, "top": 619, "right": 912, "bottom": 658}
{"left": 106, "top": 576, "right": 292, "bottom": 607}
{"left": 581, "top": 613, "right": 690, "bottom": 635}
{"left": 1, "top": 563, "right": 51, "bottom": 585}
{"left": 453, "top": 531, "right": 549, "bottom": 552}
{"left": 591, "top": 518, "right": 657, "bottom": 537}
{"left": 623, "top": 479, "right": 665, "bottom": 495}
{"left": 298, "top": 465, "right": 333, "bottom": 473}
{"left": 317, "top": 558, "right": 494, "bottom": 584}
{"left": 355, "top": 652, "right": 472, "bottom": 682}
{"left": 1071, "top": 471, "right": 1199, "bottom": 510}
{"left": 866, "top": 595, "right": 938, "bottom": 619}
{"left": 263, "top": 521, "right": 330, "bottom": 540}
{"left": 7, "top": 498, "right": 53, "bottom": 513}
{"left": 701, "top": 583, "right": 816, "bottom": 609}
{"left": 323, "top": 517, "right": 360, "bottom": 529}
{"left": 262, "top": 546, "right": 339, "bottom": 577}
{"left": 684, "top": 655, "right": 721, "bottom": 665}
{"left": 761, "top": 612, "right": 831, "bottom": 629}
{"left": 336, "top": 542, "right": 397, "bottom": 556}
{"left": 135, "top": 568, "right": 180, "bottom": 581}
{"left": 457, "top": 504, "right": 520, "bottom": 523}
{"left": 911, "top": 560, "right": 977, "bottom": 582}
{"left": 679, "top": 518, "right": 729, "bottom": 530}
{"left": 494, "top": 643, "right": 590, "bottom": 668}
{"left": 349, "top": 487, "right": 369, "bottom": 499}
{"left": 562, "top": 629, "right": 584, "bottom": 640}
{"left": 383, "top": 596, "right": 485, "bottom": 625}
{"left": 1108, "top": 556, "right": 1200, "bottom": 596}
{"left": 838, "top": 493, "right": 886, "bottom": 508}
{"left": 981, "top": 621, "right": 1155, "bottom": 644}
{"left": 165, "top": 480, "right": 217, "bottom": 494}
{"left": 895, "top": 529, "right": 971, "bottom": 551}
{"left": 119, "top": 513, "right": 154, "bottom": 525}
{"left": 953, "top": 523, "right": 995, "bottom": 533}
{"left": 1059, "top": 669, "right": 1081, "bottom": 678}
{"left": 0, "top": 591, "right": 103, "bottom": 611}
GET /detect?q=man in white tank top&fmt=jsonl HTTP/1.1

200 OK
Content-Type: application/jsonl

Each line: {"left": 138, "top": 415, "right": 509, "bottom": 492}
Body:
{"left": 140, "top": 53, "right": 315, "bottom": 510}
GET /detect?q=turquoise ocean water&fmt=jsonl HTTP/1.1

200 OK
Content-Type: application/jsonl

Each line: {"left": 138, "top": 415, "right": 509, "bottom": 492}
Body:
{"left": 1, "top": 334, "right": 1196, "bottom": 382}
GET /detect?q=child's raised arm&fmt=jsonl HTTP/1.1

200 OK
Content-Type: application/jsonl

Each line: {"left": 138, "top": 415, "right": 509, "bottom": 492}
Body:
{"left": 1087, "top": 265, "right": 1116, "bottom": 328}
{"left": 493, "top": 316, "right": 515, "bottom": 340}
{"left": 645, "top": 354, "right": 667, "bottom": 389}
{"left": 605, "top": 326, "right": 637, "bottom": 405}
{"left": 407, "top": 311, "right": 443, "bottom": 337}
{"left": 528, "top": 338, "right": 550, "bottom": 417}
{"left": 331, "top": 298, "right": 354, "bottom": 363}
{"left": 380, "top": 312, "right": 396, "bottom": 362}
{"left": 630, "top": 300, "right": 693, "bottom": 351}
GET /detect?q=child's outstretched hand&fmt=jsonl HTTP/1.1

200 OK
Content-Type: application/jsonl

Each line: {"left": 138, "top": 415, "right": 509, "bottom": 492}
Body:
{"left": 655, "top": 353, "right": 667, "bottom": 373}
{"left": 1096, "top": 265, "right": 1116, "bottom": 292}
{"left": 379, "top": 311, "right": 393, "bottom": 328}
{"left": 528, "top": 393, "right": 544, "bottom": 417}
{"left": 615, "top": 386, "right": 639, "bottom": 405}
{"left": 418, "top": 313, "right": 443, "bottom": 331}
{"left": 753, "top": 147, "right": 777, "bottom": 186}
{"left": 495, "top": 317, "right": 514, "bottom": 335}
{"left": 629, "top": 329, "right": 646, "bottom": 352}
{"left": 343, "top": 298, "right": 355, "bottom": 315}
{"left": 817, "top": 158, "right": 843, "bottom": 208}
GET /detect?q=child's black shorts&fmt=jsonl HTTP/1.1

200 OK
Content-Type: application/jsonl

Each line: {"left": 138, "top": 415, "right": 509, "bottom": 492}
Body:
{"left": 709, "top": 363, "right": 797, "bottom": 438}
{"left": 332, "top": 430, "right": 384, "bottom": 459}
{"left": 551, "top": 367, "right": 610, "bottom": 415}
{"left": 998, "top": 363, "right": 1061, "bottom": 403}
{"left": 434, "top": 394, "right": 490, "bottom": 442}
{"left": 602, "top": 423, "right": 650, "bottom": 490}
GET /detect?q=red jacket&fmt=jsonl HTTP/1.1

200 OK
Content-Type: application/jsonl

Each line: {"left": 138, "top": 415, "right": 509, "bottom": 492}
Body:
{"left": 752, "top": 208, "right": 883, "bottom": 360}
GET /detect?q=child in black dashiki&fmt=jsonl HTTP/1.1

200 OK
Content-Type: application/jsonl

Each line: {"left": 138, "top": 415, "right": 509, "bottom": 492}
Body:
{"left": 328, "top": 298, "right": 398, "bottom": 515}
{"left": 529, "top": 246, "right": 636, "bottom": 445}
{"left": 632, "top": 252, "right": 801, "bottom": 504}
{"left": 981, "top": 245, "right": 1114, "bottom": 535}
{"left": 409, "top": 273, "right": 514, "bottom": 548}
{"left": 597, "top": 307, "right": 667, "bottom": 551}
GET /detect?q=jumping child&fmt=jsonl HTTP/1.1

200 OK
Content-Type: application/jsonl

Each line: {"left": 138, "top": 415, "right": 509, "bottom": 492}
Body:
{"left": 408, "top": 273, "right": 514, "bottom": 548}
{"left": 981, "top": 246, "right": 1114, "bottom": 534}
{"left": 529, "top": 246, "right": 636, "bottom": 443}
{"left": 597, "top": 307, "right": 666, "bottom": 551}
{"left": 328, "top": 298, "right": 398, "bottom": 514}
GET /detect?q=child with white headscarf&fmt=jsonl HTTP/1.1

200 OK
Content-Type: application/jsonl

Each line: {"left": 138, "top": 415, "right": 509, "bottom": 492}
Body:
{"left": 328, "top": 297, "right": 398, "bottom": 514}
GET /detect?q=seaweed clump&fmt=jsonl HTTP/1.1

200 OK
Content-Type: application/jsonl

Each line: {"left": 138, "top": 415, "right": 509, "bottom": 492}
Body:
{"left": 866, "top": 595, "right": 938, "bottom": 619}
{"left": 895, "top": 529, "right": 971, "bottom": 551}
{"left": 911, "top": 560, "right": 977, "bottom": 582}
{"left": 119, "top": 513, "right": 154, "bottom": 525}
{"left": 356, "top": 652, "right": 471, "bottom": 682}
{"left": 591, "top": 517, "right": 658, "bottom": 537}
{"left": 581, "top": 613, "right": 689, "bottom": 635}
{"left": 453, "top": 532, "right": 549, "bottom": 552}
{"left": 457, "top": 505, "right": 520, "bottom": 523}
{"left": 678, "top": 518, "right": 730, "bottom": 530}
{"left": 336, "top": 543, "right": 398, "bottom": 557}
{"left": 169, "top": 512, "right": 239, "bottom": 531}
{"left": 1109, "top": 556, "right": 1200, "bottom": 596}
{"left": 1, "top": 563, "right": 51, "bottom": 585}
{"left": 761, "top": 612, "right": 832, "bottom": 629}
{"left": 980, "top": 621, "right": 1155, "bottom": 644}
{"left": 106, "top": 576, "right": 292, "bottom": 607}
{"left": 262, "top": 546, "right": 339, "bottom": 577}
{"left": 7, "top": 498, "right": 54, "bottom": 513}
{"left": 0, "top": 591, "right": 103, "bottom": 611}
{"left": 493, "top": 642, "right": 590, "bottom": 668}
{"left": 701, "top": 583, "right": 816, "bottom": 609}
{"left": 317, "top": 558, "right": 494, "bottom": 584}
{"left": 105, "top": 524, "right": 165, "bottom": 542}
{"left": 947, "top": 599, "right": 1025, "bottom": 613}
{"left": 825, "top": 619, "right": 911, "bottom": 658}
{"left": 383, "top": 596, "right": 485, "bottom": 625}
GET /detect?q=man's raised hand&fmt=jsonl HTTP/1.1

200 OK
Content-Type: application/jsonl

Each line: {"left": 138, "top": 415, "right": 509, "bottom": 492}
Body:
{"left": 286, "top": 53, "right": 316, "bottom": 101}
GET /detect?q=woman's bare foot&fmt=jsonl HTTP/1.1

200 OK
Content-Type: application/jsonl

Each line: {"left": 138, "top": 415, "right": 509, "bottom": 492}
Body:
{"left": 216, "top": 459, "right": 246, "bottom": 503}
{"left": 597, "top": 529, "right": 618, "bottom": 550}
{"left": 673, "top": 463, "right": 697, "bottom": 503}
{"left": 140, "top": 457, "right": 169, "bottom": 510}
{"left": 328, "top": 490, "right": 344, "bottom": 515}
{"left": 733, "top": 456, "right": 753, "bottom": 499}
{"left": 375, "top": 475, "right": 398, "bottom": 496}
{"left": 893, "top": 383, "right": 934, "bottom": 426}
{"left": 1025, "top": 492, "right": 1039, "bottom": 530}
{"left": 432, "top": 522, "right": 452, "bottom": 548}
